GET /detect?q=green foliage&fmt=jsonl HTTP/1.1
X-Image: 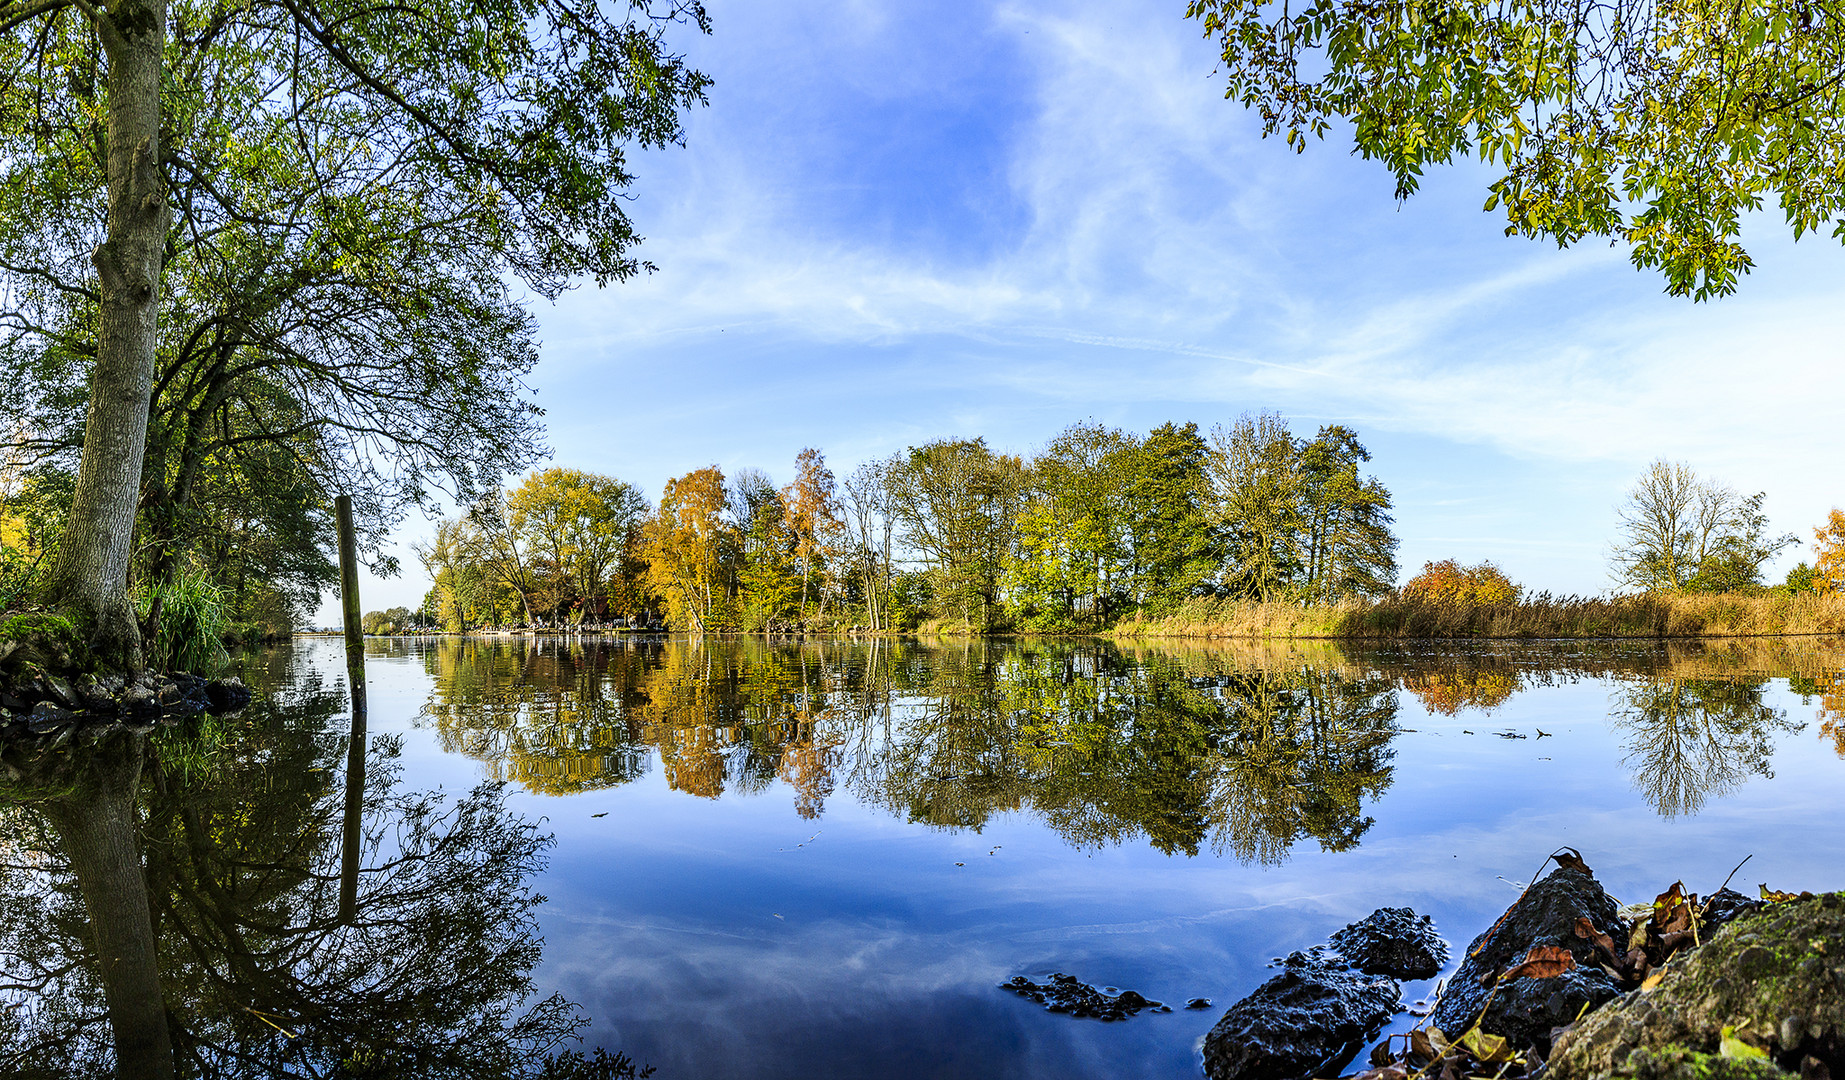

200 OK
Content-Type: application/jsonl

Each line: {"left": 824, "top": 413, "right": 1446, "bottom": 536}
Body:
{"left": 1785, "top": 562, "right": 1818, "bottom": 594}
{"left": 1208, "top": 414, "right": 1397, "bottom": 602}
{"left": 0, "top": 0, "right": 712, "bottom": 648}
{"left": 137, "top": 564, "right": 229, "bottom": 674}
{"left": 1186, "top": 0, "right": 1845, "bottom": 299}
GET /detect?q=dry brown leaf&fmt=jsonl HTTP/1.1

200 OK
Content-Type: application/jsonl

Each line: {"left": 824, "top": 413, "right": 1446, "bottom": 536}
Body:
{"left": 1552, "top": 847, "right": 1594, "bottom": 877}
{"left": 1760, "top": 885, "right": 1815, "bottom": 904}
{"left": 1574, "top": 916, "right": 1617, "bottom": 957}
{"left": 1500, "top": 945, "right": 1577, "bottom": 982}
{"left": 1653, "top": 882, "right": 1695, "bottom": 935}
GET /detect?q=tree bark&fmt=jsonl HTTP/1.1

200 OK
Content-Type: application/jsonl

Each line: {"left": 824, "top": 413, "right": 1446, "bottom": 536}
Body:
{"left": 40, "top": 0, "right": 171, "bottom": 673}
{"left": 39, "top": 734, "right": 177, "bottom": 1080}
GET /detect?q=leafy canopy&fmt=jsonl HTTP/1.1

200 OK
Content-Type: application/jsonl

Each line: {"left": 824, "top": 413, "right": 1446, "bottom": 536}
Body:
{"left": 1185, "top": 0, "right": 1845, "bottom": 298}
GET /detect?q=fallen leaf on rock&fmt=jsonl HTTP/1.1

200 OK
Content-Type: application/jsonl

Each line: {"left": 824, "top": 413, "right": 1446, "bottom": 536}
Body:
{"left": 1652, "top": 882, "right": 1694, "bottom": 935}
{"left": 1552, "top": 847, "right": 1594, "bottom": 876}
{"left": 1500, "top": 945, "right": 1576, "bottom": 982}
{"left": 1573, "top": 915, "right": 1617, "bottom": 958}
{"left": 1760, "top": 884, "right": 1815, "bottom": 903}
{"left": 1721, "top": 1025, "right": 1769, "bottom": 1060}
{"left": 1458, "top": 1028, "right": 1517, "bottom": 1064}
{"left": 1641, "top": 972, "right": 1665, "bottom": 991}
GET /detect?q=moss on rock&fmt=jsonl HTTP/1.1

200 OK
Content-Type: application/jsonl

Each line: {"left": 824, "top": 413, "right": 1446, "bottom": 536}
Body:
{"left": 1548, "top": 893, "right": 1845, "bottom": 1080}
{"left": 1608, "top": 1046, "right": 1795, "bottom": 1080}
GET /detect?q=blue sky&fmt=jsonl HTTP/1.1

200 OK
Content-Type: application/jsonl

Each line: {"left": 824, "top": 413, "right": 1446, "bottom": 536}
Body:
{"left": 324, "top": 0, "right": 1845, "bottom": 620}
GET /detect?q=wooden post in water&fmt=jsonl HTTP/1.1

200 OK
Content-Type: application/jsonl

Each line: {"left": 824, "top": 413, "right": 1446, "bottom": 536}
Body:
{"left": 336, "top": 495, "right": 367, "bottom": 923}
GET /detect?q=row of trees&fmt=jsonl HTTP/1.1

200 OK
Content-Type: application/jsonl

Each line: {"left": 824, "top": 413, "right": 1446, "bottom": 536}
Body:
{"left": 414, "top": 415, "right": 1401, "bottom": 634}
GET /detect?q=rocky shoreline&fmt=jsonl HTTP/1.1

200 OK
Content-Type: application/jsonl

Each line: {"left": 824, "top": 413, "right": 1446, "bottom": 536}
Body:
{"left": 0, "top": 612, "right": 250, "bottom": 771}
{"left": 1197, "top": 858, "right": 1840, "bottom": 1080}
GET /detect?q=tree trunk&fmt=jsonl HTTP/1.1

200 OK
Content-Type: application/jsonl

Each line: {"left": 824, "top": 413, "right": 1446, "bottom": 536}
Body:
{"left": 39, "top": 734, "right": 176, "bottom": 1080}
{"left": 40, "top": 0, "right": 170, "bottom": 673}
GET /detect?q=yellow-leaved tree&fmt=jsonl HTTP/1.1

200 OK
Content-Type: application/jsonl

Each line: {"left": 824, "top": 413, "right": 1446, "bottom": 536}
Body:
{"left": 1814, "top": 510, "right": 1845, "bottom": 595}
{"left": 643, "top": 467, "right": 733, "bottom": 634}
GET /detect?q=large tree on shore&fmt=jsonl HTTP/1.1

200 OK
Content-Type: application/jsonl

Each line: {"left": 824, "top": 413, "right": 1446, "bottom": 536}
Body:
{"left": 0, "top": 0, "right": 710, "bottom": 668}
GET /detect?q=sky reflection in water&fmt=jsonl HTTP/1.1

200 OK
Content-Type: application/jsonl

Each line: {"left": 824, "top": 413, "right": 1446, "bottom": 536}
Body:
{"left": 265, "top": 634, "right": 1845, "bottom": 1080}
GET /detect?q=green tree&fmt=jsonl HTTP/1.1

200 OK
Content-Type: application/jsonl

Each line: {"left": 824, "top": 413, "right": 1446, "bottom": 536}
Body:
{"left": 643, "top": 466, "right": 733, "bottom": 634}
{"left": 0, "top": 0, "right": 711, "bottom": 668}
{"left": 1126, "top": 421, "right": 1222, "bottom": 613}
{"left": 885, "top": 439, "right": 1027, "bottom": 630}
{"left": 1294, "top": 425, "right": 1397, "bottom": 600}
{"left": 1186, "top": 0, "right": 1845, "bottom": 299}
{"left": 1003, "top": 422, "right": 1141, "bottom": 630}
{"left": 1208, "top": 412, "right": 1301, "bottom": 600}
{"left": 507, "top": 468, "right": 649, "bottom": 623}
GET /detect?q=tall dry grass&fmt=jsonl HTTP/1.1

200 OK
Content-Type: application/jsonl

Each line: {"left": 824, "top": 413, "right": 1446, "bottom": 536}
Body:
{"left": 1108, "top": 590, "right": 1845, "bottom": 640}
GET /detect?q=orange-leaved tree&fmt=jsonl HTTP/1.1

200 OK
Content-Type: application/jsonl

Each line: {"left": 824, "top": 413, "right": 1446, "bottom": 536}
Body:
{"left": 1814, "top": 510, "right": 1845, "bottom": 595}
{"left": 1402, "top": 559, "right": 1523, "bottom": 605}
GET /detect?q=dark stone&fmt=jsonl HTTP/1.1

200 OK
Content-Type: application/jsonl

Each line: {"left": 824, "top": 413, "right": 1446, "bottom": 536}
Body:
{"left": 28, "top": 700, "right": 73, "bottom": 731}
{"left": 1188, "top": 998, "right": 1214, "bottom": 1009}
{"left": 74, "top": 676, "right": 116, "bottom": 713}
{"left": 157, "top": 674, "right": 211, "bottom": 717}
{"left": 120, "top": 685, "right": 160, "bottom": 722}
{"left": 1329, "top": 907, "right": 1449, "bottom": 980}
{"left": 42, "top": 675, "right": 82, "bottom": 709}
{"left": 1704, "top": 888, "right": 1763, "bottom": 930}
{"left": 1202, "top": 953, "right": 1400, "bottom": 1080}
{"left": 1430, "top": 867, "right": 1627, "bottom": 1051}
{"left": 999, "top": 973, "right": 1168, "bottom": 1020}
{"left": 205, "top": 676, "right": 251, "bottom": 714}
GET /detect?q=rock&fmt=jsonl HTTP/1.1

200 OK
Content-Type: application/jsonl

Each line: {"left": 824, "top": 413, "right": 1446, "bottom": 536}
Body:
{"left": 1330, "top": 907, "right": 1450, "bottom": 980}
{"left": 121, "top": 685, "right": 160, "bottom": 722}
{"left": 1202, "top": 952, "right": 1400, "bottom": 1080}
{"left": 999, "top": 973, "right": 1169, "bottom": 1020}
{"left": 28, "top": 701, "right": 73, "bottom": 731}
{"left": 205, "top": 676, "right": 251, "bottom": 714}
{"left": 42, "top": 675, "right": 83, "bottom": 709}
{"left": 1704, "top": 888, "right": 1764, "bottom": 930}
{"left": 74, "top": 674, "right": 116, "bottom": 713}
{"left": 1548, "top": 894, "right": 1845, "bottom": 1080}
{"left": 1430, "top": 867, "right": 1626, "bottom": 1051}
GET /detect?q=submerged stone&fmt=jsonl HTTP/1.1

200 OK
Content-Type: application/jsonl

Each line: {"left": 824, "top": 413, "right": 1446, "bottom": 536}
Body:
{"left": 1330, "top": 906, "right": 1450, "bottom": 980}
{"left": 1202, "top": 952, "right": 1399, "bottom": 1080}
{"left": 999, "top": 973, "right": 1170, "bottom": 1020}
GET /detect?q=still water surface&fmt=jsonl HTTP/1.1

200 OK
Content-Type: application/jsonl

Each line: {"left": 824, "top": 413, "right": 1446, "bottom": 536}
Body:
{"left": 6, "top": 635, "right": 1845, "bottom": 1078}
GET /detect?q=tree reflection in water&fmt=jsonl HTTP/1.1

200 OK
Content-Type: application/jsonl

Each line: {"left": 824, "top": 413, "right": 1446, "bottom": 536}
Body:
{"left": 1609, "top": 675, "right": 1802, "bottom": 816}
{"left": 0, "top": 650, "right": 584, "bottom": 1078}
{"left": 418, "top": 637, "right": 1403, "bottom": 865}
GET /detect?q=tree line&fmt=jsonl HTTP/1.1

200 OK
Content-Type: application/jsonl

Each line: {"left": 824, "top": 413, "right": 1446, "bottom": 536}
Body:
{"left": 409, "top": 413, "right": 1400, "bottom": 634}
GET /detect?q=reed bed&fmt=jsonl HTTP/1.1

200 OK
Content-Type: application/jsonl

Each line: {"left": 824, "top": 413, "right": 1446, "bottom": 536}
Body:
{"left": 1108, "top": 590, "right": 1845, "bottom": 640}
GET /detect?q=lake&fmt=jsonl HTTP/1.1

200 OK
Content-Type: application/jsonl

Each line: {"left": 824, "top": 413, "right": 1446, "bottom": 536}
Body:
{"left": 5, "top": 635, "right": 1844, "bottom": 1078}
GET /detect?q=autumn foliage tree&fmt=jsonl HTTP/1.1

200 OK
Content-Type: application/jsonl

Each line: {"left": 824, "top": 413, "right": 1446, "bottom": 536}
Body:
{"left": 1402, "top": 560, "right": 1523, "bottom": 606}
{"left": 1814, "top": 510, "right": 1845, "bottom": 595}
